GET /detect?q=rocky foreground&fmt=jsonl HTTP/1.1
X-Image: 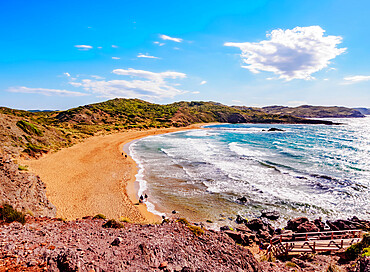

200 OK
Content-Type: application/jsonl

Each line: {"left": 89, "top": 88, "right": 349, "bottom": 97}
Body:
{"left": 0, "top": 215, "right": 369, "bottom": 272}
{"left": 0, "top": 217, "right": 261, "bottom": 272}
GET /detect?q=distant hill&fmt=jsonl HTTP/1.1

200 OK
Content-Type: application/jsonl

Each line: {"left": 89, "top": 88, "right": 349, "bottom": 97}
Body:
{"left": 0, "top": 98, "right": 335, "bottom": 157}
{"left": 353, "top": 107, "right": 370, "bottom": 115}
{"left": 261, "top": 105, "right": 364, "bottom": 118}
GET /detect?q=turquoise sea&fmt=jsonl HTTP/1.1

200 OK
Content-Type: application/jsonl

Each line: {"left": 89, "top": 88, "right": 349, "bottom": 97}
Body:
{"left": 129, "top": 117, "right": 370, "bottom": 226}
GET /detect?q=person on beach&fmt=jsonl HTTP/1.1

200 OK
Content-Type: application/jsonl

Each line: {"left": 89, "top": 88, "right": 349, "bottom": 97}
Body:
{"left": 144, "top": 194, "right": 148, "bottom": 201}
{"left": 139, "top": 195, "right": 144, "bottom": 203}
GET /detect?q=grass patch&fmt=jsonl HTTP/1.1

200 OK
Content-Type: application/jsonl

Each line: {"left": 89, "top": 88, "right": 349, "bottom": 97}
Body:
{"left": 102, "top": 219, "right": 123, "bottom": 229}
{"left": 16, "top": 120, "right": 43, "bottom": 136}
{"left": 0, "top": 204, "right": 26, "bottom": 224}
{"left": 93, "top": 214, "right": 106, "bottom": 219}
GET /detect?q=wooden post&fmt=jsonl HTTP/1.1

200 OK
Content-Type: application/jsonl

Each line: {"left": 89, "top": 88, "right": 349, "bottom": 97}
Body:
{"left": 331, "top": 232, "right": 334, "bottom": 240}
{"left": 341, "top": 240, "right": 343, "bottom": 249}
{"left": 280, "top": 235, "right": 282, "bottom": 243}
{"left": 313, "top": 241, "right": 316, "bottom": 253}
{"left": 305, "top": 234, "right": 308, "bottom": 241}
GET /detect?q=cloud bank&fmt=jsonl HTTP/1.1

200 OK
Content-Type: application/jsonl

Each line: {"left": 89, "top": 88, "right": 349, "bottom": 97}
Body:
{"left": 7, "top": 86, "right": 87, "bottom": 96}
{"left": 69, "top": 68, "right": 186, "bottom": 100}
{"left": 225, "top": 26, "right": 346, "bottom": 80}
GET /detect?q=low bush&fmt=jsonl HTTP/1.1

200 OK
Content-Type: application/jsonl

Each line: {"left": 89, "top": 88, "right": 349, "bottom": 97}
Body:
{"left": 0, "top": 204, "right": 26, "bottom": 224}
{"left": 93, "top": 214, "right": 106, "bottom": 219}
{"left": 188, "top": 225, "right": 204, "bottom": 236}
{"left": 345, "top": 233, "right": 370, "bottom": 260}
{"left": 18, "top": 165, "right": 28, "bottom": 171}
{"left": 102, "top": 219, "right": 123, "bottom": 229}
{"left": 120, "top": 217, "right": 131, "bottom": 223}
{"left": 176, "top": 218, "right": 190, "bottom": 225}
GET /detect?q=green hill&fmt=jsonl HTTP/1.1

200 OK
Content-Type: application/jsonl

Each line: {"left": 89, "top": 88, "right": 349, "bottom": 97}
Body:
{"left": 0, "top": 98, "right": 335, "bottom": 157}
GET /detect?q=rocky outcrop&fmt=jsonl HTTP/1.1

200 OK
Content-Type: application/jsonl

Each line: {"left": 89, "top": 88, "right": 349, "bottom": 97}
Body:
{"left": 0, "top": 218, "right": 262, "bottom": 272}
{"left": 0, "top": 152, "right": 56, "bottom": 217}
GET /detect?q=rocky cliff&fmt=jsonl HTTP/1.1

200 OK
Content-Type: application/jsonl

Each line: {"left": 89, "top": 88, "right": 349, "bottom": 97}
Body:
{"left": 0, "top": 151, "right": 56, "bottom": 217}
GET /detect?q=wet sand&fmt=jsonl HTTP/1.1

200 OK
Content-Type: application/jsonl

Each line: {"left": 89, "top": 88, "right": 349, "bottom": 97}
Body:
{"left": 24, "top": 124, "right": 207, "bottom": 223}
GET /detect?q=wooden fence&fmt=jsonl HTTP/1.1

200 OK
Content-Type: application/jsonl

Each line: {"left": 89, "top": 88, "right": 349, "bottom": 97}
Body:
{"left": 268, "top": 229, "right": 363, "bottom": 257}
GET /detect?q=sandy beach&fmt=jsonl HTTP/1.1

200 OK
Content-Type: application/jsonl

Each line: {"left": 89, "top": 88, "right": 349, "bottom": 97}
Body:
{"left": 24, "top": 124, "right": 208, "bottom": 223}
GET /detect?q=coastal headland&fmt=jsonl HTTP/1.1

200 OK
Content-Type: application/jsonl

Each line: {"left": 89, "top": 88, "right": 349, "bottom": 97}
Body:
{"left": 24, "top": 124, "right": 209, "bottom": 222}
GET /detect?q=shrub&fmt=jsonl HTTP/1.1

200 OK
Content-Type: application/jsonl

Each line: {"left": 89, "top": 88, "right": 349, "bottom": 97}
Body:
{"left": 345, "top": 233, "right": 370, "bottom": 260}
{"left": 176, "top": 218, "right": 190, "bottom": 225}
{"left": 188, "top": 225, "right": 204, "bottom": 236}
{"left": 16, "top": 120, "right": 43, "bottom": 136}
{"left": 102, "top": 219, "right": 123, "bottom": 229}
{"left": 0, "top": 204, "right": 26, "bottom": 224}
{"left": 120, "top": 217, "right": 131, "bottom": 223}
{"left": 18, "top": 165, "right": 28, "bottom": 171}
{"left": 93, "top": 214, "right": 106, "bottom": 219}
{"left": 285, "top": 262, "right": 297, "bottom": 268}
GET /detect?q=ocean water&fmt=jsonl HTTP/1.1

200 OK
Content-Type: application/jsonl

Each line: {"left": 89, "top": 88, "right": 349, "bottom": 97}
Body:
{"left": 128, "top": 117, "right": 370, "bottom": 226}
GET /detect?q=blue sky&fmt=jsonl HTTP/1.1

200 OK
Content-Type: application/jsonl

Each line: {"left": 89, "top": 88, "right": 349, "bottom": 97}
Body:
{"left": 1, "top": 0, "right": 369, "bottom": 110}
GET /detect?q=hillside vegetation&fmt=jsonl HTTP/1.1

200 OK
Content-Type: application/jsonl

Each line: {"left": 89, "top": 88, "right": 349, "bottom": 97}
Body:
{"left": 261, "top": 105, "right": 364, "bottom": 118}
{"left": 0, "top": 98, "right": 334, "bottom": 157}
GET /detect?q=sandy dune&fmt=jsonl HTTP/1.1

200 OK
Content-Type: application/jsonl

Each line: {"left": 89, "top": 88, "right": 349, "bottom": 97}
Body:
{"left": 25, "top": 125, "right": 205, "bottom": 222}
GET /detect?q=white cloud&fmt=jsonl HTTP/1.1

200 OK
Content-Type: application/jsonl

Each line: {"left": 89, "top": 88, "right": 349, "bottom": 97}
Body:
{"left": 69, "top": 68, "right": 186, "bottom": 100}
{"left": 200, "top": 81, "right": 207, "bottom": 85}
{"left": 137, "top": 53, "right": 159, "bottom": 59}
{"left": 97, "top": 46, "right": 103, "bottom": 49}
{"left": 153, "top": 41, "right": 165, "bottom": 46}
{"left": 112, "top": 57, "right": 120, "bottom": 60}
{"left": 7, "top": 86, "right": 88, "bottom": 97}
{"left": 63, "top": 72, "right": 71, "bottom": 77}
{"left": 160, "top": 34, "right": 183, "bottom": 43}
{"left": 74, "top": 45, "right": 93, "bottom": 50}
{"left": 192, "top": 91, "right": 200, "bottom": 94}
{"left": 225, "top": 26, "right": 346, "bottom": 81}
{"left": 112, "top": 45, "right": 119, "bottom": 48}
{"left": 343, "top": 75, "right": 370, "bottom": 83}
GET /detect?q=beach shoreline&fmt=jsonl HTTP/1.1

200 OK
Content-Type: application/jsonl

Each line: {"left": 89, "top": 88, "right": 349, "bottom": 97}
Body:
{"left": 22, "top": 123, "right": 214, "bottom": 223}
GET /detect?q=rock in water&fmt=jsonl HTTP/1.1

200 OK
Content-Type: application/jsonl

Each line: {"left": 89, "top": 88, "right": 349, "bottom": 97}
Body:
{"left": 267, "top": 127, "right": 284, "bottom": 132}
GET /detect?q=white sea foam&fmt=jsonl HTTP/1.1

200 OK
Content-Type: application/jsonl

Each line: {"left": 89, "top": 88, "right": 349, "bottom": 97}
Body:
{"left": 128, "top": 141, "right": 165, "bottom": 217}
{"left": 128, "top": 118, "right": 370, "bottom": 221}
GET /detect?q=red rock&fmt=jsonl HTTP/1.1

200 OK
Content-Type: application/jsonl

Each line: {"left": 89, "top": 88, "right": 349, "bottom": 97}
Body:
{"left": 286, "top": 217, "right": 309, "bottom": 231}
{"left": 159, "top": 261, "right": 168, "bottom": 268}
{"left": 296, "top": 222, "right": 320, "bottom": 233}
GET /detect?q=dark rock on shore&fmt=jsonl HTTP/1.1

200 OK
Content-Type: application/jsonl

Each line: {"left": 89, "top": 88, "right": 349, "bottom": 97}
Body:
{"left": 286, "top": 217, "right": 309, "bottom": 231}
{"left": 261, "top": 210, "right": 280, "bottom": 220}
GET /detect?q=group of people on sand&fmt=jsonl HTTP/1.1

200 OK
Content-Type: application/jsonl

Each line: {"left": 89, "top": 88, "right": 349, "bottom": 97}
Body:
{"left": 139, "top": 194, "right": 148, "bottom": 203}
